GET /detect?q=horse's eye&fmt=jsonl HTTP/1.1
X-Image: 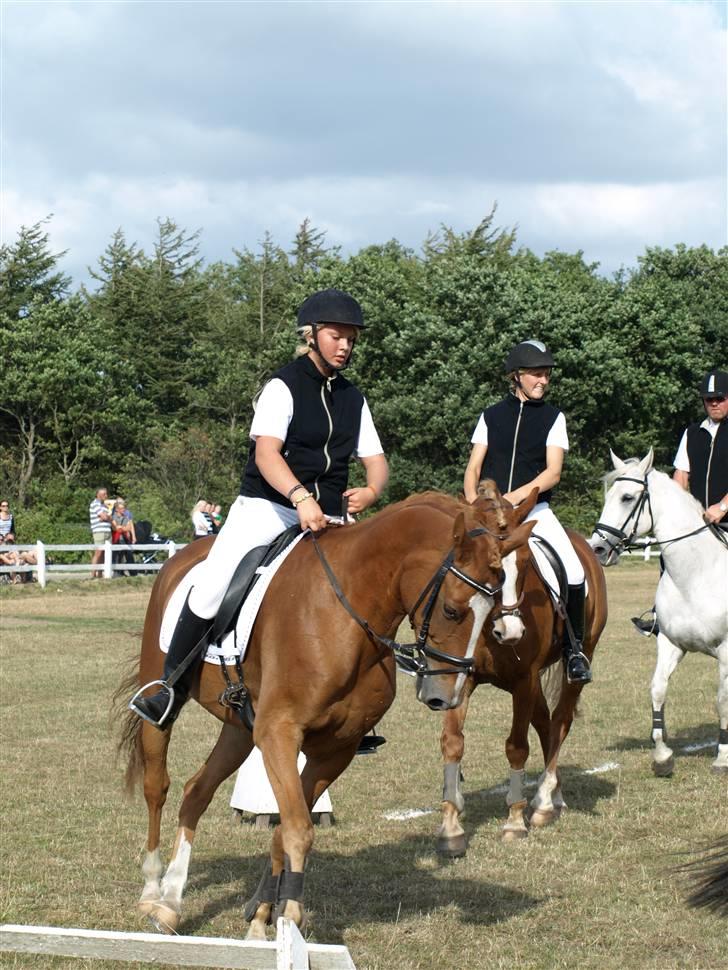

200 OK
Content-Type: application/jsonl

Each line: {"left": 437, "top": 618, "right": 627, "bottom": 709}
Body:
{"left": 443, "top": 604, "right": 460, "bottom": 621}
{"left": 621, "top": 494, "right": 634, "bottom": 503}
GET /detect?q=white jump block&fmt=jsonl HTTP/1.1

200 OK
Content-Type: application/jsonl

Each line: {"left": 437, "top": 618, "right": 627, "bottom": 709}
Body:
{"left": 0, "top": 919, "right": 356, "bottom": 970}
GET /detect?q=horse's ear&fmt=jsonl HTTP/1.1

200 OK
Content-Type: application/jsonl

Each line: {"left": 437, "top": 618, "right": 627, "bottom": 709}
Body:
{"left": 514, "top": 487, "right": 539, "bottom": 524}
{"left": 609, "top": 448, "right": 626, "bottom": 472}
{"left": 452, "top": 511, "right": 474, "bottom": 558}
{"left": 638, "top": 448, "right": 654, "bottom": 475}
{"left": 501, "top": 519, "right": 536, "bottom": 557}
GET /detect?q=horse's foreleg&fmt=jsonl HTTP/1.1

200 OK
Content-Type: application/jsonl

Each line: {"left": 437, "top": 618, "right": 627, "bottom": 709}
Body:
{"left": 502, "top": 680, "right": 537, "bottom": 841}
{"left": 138, "top": 723, "right": 171, "bottom": 919}
{"left": 148, "top": 722, "right": 253, "bottom": 934}
{"left": 437, "top": 691, "right": 471, "bottom": 857}
{"left": 712, "top": 643, "right": 728, "bottom": 773}
{"left": 651, "top": 634, "right": 685, "bottom": 777}
{"left": 529, "top": 683, "right": 566, "bottom": 829}
{"left": 254, "top": 726, "right": 312, "bottom": 933}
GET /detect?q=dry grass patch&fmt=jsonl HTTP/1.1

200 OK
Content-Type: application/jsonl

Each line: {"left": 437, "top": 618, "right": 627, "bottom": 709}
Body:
{"left": 1, "top": 561, "right": 726, "bottom": 969}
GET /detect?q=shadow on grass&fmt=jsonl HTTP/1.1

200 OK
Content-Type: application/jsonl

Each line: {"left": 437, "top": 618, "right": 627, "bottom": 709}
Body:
{"left": 183, "top": 834, "right": 540, "bottom": 941}
{"left": 607, "top": 722, "right": 719, "bottom": 755}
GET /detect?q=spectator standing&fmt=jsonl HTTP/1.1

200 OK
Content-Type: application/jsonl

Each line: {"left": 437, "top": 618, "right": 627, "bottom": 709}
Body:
{"left": 89, "top": 487, "right": 112, "bottom": 578}
{"left": 191, "top": 500, "right": 211, "bottom": 540}
{"left": 112, "top": 497, "right": 136, "bottom": 576}
{"left": 0, "top": 500, "right": 15, "bottom": 540}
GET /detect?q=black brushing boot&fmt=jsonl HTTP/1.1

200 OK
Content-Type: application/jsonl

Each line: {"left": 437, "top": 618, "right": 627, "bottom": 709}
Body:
{"left": 563, "top": 582, "right": 592, "bottom": 685}
{"left": 130, "top": 593, "right": 212, "bottom": 729}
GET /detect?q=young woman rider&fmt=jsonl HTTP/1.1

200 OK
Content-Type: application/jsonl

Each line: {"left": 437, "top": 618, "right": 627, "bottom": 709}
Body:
{"left": 131, "top": 288, "right": 389, "bottom": 728}
{"left": 463, "top": 339, "right": 592, "bottom": 685}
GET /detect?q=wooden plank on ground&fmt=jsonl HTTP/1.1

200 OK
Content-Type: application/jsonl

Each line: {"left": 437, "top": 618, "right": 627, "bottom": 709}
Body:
{"left": 0, "top": 922, "right": 357, "bottom": 970}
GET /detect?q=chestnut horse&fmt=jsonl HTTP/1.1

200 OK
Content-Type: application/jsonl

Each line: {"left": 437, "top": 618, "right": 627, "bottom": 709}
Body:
{"left": 116, "top": 494, "right": 532, "bottom": 937}
{"left": 419, "top": 486, "right": 608, "bottom": 853}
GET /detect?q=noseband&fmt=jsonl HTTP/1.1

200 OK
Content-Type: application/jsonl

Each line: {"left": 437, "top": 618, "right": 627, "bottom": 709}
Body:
{"left": 311, "top": 528, "right": 503, "bottom": 680}
{"left": 594, "top": 474, "right": 654, "bottom": 556}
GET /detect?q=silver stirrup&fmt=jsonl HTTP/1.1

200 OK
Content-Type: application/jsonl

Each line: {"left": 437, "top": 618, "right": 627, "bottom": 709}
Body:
{"left": 128, "top": 680, "right": 175, "bottom": 726}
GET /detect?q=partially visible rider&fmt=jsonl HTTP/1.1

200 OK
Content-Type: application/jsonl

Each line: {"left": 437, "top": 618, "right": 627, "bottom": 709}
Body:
{"left": 632, "top": 368, "right": 728, "bottom": 637}
{"left": 463, "top": 340, "right": 592, "bottom": 684}
{"left": 130, "top": 288, "right": 389, "bottom": 729}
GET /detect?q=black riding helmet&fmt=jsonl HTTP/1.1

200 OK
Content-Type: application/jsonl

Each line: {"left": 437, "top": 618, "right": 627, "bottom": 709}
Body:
{"left": 297, "top": 289, "right": 365, "bottom": 331}
{"left": 698, "top": 369, "right": 728, "bottom": 398}
{"left": 504, "top": 340, "right": 555, "bottom": 373}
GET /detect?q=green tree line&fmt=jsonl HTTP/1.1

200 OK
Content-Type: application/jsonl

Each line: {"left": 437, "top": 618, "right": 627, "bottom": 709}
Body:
{"left": 1, "top": 211, "right": 726, "bottom": 541}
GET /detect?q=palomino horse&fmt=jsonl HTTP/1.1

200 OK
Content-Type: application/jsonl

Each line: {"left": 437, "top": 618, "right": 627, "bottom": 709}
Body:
{"left": 116, "top": 495, "right": 532, "bottom": 937}
{"left": 589, "top": 449, "right": 728, "bottom": 776}
{"left": 396, "top": 486, "right": 608, "bottom": 851}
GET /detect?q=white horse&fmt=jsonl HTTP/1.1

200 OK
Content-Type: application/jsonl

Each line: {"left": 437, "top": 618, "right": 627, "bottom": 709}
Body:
{"left": 589, "top": 449, "right": 728, "bottom": 776}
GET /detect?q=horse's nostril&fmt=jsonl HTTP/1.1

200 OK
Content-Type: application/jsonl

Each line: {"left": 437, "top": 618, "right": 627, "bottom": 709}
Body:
{"left": 492, "top": 629, "right": 503, "bottom": 642}
{"left": 426, "top": 698, "right": 448, "bottom": 711}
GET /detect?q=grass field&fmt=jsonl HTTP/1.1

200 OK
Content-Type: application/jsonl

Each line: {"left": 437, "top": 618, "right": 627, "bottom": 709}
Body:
{"left": 1, "top": 562, "right": 726, "bottom": 970}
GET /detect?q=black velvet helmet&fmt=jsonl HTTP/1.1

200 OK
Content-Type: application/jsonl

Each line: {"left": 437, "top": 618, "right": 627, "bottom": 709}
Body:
{"left": 698, "top": 369, "right": 728, "bottom": 398}
{"left": 296, "top": 289, "right": 365, "bottom": 331}
{"left": 504, "top": 340, "right": 555, "bottom": 373}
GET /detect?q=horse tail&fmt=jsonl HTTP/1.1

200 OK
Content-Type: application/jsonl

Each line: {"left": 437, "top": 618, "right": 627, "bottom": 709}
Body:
{"left": 679, "top": 835, "right": 728, "bottom": 915}
{"left": 112, "top": 657, "right": 145, "bottom": 797}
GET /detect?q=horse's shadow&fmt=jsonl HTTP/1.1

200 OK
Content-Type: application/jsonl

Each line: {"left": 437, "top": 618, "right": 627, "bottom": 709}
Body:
{"left": 183, "top": 831, "right": 540, "bottom": 941}
{"left": 607, "top": 722, "right": 718, "bottom": 756}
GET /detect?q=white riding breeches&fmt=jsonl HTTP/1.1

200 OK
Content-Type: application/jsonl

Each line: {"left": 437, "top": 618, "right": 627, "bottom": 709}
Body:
{"left": 525, "top": 503, "right": 585, "bottom": 586}
{"left": 188, "top": 496, "right": 299, "bottom": 619}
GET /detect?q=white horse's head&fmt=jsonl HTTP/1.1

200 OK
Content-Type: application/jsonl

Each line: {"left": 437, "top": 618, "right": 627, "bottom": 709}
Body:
{"left": 589, "top": 449, "right": 654, "bottom": 565}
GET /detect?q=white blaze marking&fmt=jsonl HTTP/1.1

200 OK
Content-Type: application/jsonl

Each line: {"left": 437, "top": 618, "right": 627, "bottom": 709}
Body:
{"left": 452, "top": 592, "right": 492, "bottom": 704}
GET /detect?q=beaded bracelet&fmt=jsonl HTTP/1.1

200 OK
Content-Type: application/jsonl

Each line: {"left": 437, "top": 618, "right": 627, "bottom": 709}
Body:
{"left": 292, "top": 491, "right": 314, "bottom": 507}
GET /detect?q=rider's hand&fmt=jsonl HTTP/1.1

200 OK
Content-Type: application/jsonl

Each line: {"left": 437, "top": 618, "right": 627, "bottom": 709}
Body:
{"left": 703, "top": 503, "right": 726, "bottom": 524}
{"left": 297, "top": 496, "right": 327, "bottom": 533}
{"left": 343, "top": 486, "right": 377, "bottom": 515}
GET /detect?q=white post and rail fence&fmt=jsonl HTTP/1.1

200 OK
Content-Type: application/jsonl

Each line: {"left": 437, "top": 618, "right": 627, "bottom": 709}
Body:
{"left": 0, "top": 540, "right": 186, "bottom": 587}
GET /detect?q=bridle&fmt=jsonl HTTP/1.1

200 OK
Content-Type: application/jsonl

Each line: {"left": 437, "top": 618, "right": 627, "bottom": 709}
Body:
{"left": 593, "top": 474, "right": 654, "bottom": 562}
{"left": 593, "top": 473, "right": 718, "bottom": 560}
{"left": 311, "top": 528, "right": 504, "bottom": 680}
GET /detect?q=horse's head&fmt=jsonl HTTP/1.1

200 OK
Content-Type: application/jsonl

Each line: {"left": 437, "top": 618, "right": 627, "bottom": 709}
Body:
{"left": 412, "top": 497, "right": 534, "bottom": 712}
{"left": 473, "top": 482, "right": 537, "bottom": 645}
{"left": 589, "top": 448, "right": 654, "bottom": 565}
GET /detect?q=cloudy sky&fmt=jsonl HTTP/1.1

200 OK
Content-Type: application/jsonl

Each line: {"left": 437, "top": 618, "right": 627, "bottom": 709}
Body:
{"left": 2, "top": 0, "right": 726, "bottom": 285}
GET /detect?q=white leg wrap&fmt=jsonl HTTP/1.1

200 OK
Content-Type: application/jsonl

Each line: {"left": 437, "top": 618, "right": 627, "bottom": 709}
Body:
{"left": 506, "top": 768, "right": 526, "bottom": 807}
{"left": 160, "top": 833, "right": 192, "bottom": 910}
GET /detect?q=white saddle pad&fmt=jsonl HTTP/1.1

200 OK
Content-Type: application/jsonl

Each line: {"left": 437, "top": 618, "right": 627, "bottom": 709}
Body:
{"left": 160, "top": 531, "right": 307, "bottom": 665}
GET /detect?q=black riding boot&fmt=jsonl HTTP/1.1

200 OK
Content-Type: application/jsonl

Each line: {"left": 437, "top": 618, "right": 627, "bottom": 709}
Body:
{"left": 631, "top": 610, "right": 660, "bottom": 637}
{"left": 130, "top": 593, "right": 212, "bottom": 729}
{"left": 563, "top": 582, "right": 592, "bottom": 685}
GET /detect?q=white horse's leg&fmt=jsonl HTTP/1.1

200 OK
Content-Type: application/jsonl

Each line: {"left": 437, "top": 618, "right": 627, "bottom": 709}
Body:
{"left": 138, "top": 849, "right": 164, "bottom": 917}
{"left": 148, "top": 830, "right": 194, "bottom": 933}
{"left": 712, "top": 643, "right": 728, "bottom": 773}
{"left": 651, "top": 634, "right": 685, "bottom": 777}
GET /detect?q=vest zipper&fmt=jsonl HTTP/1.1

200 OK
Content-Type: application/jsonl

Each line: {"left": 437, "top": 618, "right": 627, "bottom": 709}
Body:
{"left": 313, "top": 377, "right": 334, "bottom": 502}
{"left": 507, "top": 401, "right": 524, "bottom": 492}
{"left": 705, "top": 431, "right": 715, "bottom": 507}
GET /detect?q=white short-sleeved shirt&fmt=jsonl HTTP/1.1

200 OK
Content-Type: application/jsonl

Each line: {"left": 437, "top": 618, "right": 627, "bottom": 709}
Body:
{"left": 250, "top": 377, "right": 384, "bottom": 458}
{"left": 470, "top": 410, "right": 569, "bottom": 451}
{"left": 673, "top": 418, "right": 721, "bottom": 472}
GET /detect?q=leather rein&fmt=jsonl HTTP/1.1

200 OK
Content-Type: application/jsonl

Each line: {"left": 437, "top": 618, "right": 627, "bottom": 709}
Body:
{"left": 311, "top": 527, "right": 504, "bottom": 678}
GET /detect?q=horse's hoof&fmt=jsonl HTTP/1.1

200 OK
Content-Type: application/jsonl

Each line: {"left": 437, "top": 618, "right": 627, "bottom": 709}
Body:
{"left": 137, "top": 897, "right": 160, "bottom": 919}
{"left": 437, "top": 833, "right": 468, "bottom": 858}
{"left": 652, "top": 757, "right": 674, "bottom": 778}
{"left": 246, "top": 920, "right": 269, "bottom": 941}
{"left": 502, "top": 826, "right": 528, "bottom": 842}
{"left": 147, "top": 903, "right": 180, "bottom": 934}
{"left": 530, "top": 808, "right": 557, "bottom": 828}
